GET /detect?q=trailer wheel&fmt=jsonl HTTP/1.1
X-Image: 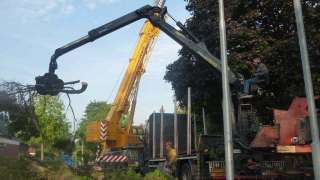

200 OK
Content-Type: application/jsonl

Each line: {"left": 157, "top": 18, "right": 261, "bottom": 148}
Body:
{"left": 179, "top": 163, "right": 192, "bottom": 180}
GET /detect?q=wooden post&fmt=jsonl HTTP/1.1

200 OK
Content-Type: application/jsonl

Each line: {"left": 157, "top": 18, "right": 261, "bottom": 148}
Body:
{"left": 202, "top": 108, "right": 208, "bottom": 135}
{"left": 174, "top": 97, "right": 178, "bottom": 153}
{"left": 160, "top": 106, "right": 164, "bottom": 158}
{"left": 193, "top": 113, "right": 197, "bottom": 151}
{"left": 187, "top": 87, "right": 191, "bottom": 155}
{"left": 41, "top": 143, "right": 44, "bottom": 161}
{"left": 152, "top": 112, "right": 156, "bottom": 159}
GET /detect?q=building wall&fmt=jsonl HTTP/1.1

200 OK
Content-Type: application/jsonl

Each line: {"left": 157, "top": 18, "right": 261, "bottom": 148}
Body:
{"left": 0, "top": 136, "right": 20, "bottom": 159}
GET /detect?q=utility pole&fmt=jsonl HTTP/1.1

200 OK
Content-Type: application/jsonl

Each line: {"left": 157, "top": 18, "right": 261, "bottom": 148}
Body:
{"left": 218, "top": 0, "right": 234, "bottom": 179}
{"left": 293, "top": 0, "right": 320, "bottom": 179}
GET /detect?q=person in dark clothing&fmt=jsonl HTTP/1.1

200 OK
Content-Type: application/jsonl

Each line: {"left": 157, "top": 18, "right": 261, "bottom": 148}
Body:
{"left": 243, "top": 57, "right": 269, "bottom": 94}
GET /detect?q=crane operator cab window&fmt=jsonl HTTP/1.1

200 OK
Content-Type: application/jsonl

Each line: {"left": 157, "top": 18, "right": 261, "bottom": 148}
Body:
{"left": 132, "top": 126, "right": 144, "bottom": 142}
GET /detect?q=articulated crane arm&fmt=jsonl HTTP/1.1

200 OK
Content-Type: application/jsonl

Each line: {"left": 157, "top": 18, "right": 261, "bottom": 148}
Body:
{"left": 35, "top": 5, "right": 239, "bottom": 148}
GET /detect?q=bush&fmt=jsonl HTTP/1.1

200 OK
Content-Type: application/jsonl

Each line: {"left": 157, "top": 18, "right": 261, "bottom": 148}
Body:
{"left": 144, "top": 169, "right": 168, "bottom": 180}
{"left": 104, "top": 168, "right": 142, "bottom": 180}
{"left": 80, "top": 176, "right": 93, "bottom": 180}
{"left": 0, "top": 157, "right": 47, "bottom": 179}
{"left": 127, "top": 168, "right": 142, "bottom": 180}
{"left": 101, "top": 168, "right": 169, "bottom": 180}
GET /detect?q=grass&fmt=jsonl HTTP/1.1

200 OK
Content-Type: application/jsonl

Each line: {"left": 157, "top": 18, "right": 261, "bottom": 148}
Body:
{"left": 103, "top": 169, "right": 169, "bottom": 180}
{"left": 0, "top": 156, "right": 170, "bottom": 180}
{"left": 0, "top": 156, "right": 82, "bottom": 180}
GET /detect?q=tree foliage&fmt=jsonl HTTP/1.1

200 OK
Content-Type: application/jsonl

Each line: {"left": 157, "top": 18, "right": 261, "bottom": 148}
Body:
{"left": 165, "top": 0, "right": 320, "bottom": 132}
{"left": 33, "top": 95, "right": 70, "bottom": 150}
{"left": 77, "top": 101, "right": 111, "bottom": 139}
{"left": 0, "top": 81, "right": 73, "bottom": 153}
{"left": 75, "top": 101, "right": 111, "bottom": 158}
{"left": 0, "top": 81, "right": 39, "bottom": 140}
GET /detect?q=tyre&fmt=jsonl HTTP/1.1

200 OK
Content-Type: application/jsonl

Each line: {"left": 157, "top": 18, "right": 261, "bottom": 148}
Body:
{"left": 179, "top": 163, "right": 192, "bottom": 180}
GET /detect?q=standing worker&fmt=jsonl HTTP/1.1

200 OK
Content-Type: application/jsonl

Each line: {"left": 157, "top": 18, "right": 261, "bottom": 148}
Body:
{"left": 165, "top": 141, "right": 177, "bottom": 176}
{"left": 243, "top": 57, "right": 269, "bottom": 95}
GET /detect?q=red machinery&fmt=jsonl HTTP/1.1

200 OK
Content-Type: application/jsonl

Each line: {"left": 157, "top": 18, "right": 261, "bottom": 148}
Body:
{"left": 251, "top": 97, "right": 319, "bottom": 153}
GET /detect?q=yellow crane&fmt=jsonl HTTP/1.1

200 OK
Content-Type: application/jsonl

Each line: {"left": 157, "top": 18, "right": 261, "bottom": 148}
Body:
{"left": 102, "top": 0, "right": 165, "bottom": 151}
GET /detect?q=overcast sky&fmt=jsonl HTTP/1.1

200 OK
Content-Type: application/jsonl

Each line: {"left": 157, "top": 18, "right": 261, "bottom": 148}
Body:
{"left": 0, "top": 0, "right": 189, "bottom": 127}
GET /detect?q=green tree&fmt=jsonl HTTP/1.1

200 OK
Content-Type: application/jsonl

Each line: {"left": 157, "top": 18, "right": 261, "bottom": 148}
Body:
{"left": 0, "top": 81, "right": 73, "bottom": 157}
{"left": 77, "top": 101, "right": 111, "bottom": 139}
{"left": 0, "top": 81, "right": 39, "bottom": 140}
{"left": 33, "top": 95, "right": 70, "bottom": 160}
{"left": 75, "top": 101, "right": 111, "bottom": 162}
{"left": 165, "top": 0, "right": 320, "bottom": 132}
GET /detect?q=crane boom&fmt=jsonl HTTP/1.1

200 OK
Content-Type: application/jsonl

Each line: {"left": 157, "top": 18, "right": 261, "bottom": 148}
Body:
{"left": 104, "top": 18, "right": 162, "bottom": 149}
{"left": 46, "top": 5, "right": 237, "bottom": 83}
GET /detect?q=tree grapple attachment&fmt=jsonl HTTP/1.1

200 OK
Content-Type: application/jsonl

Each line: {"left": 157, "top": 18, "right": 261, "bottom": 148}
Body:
{"left": 35, "top": 73, "right": 87, "bottom": 95}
